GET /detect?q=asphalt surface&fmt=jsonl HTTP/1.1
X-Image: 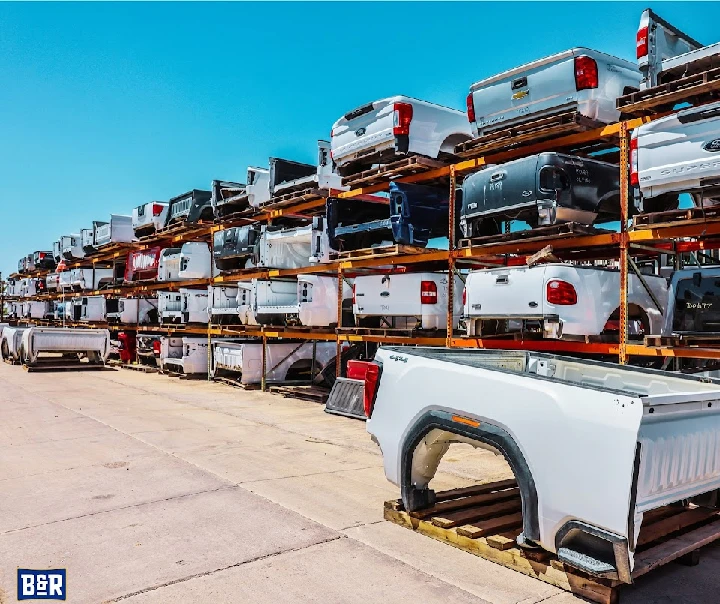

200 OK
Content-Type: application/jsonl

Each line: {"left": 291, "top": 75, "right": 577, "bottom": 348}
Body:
{"left": 1, "top": 362, "right": 719, "bottom": 603}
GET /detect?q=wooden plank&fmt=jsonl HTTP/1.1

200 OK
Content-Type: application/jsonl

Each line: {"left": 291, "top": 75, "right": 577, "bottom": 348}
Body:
{"left": 383, "top": 507, "right": 616, "bottom": 604}
{"left": 431, "top": 479, "right": 519, "bottom": 502}
{"left": 384, "top": 478, "right": 517, "bottom": 512}
{"left": 633, "top": 519, "right": 720, "bottom": 578}
{"left": 637, "top": 507, "right": 718, "bottom": 547}
{"left": 456, "top": 112, "right": 605, "bottom": 159}
{"left": 431, "top": 499, "right": 522, "bottom": 529}
{"left": 486, "top": 534, "right": 517, "bottom": 551}
{"left": 618, "top": 67, "right": 720, "bottom": 115}
{"left": 410, "top": 487, "right": 519, "bottom": 519}
{"left": 454, "top": 511, "right": 524, "bottom": 537}
{"left": 341, "top": 156, "right": 447, "bottom": 188}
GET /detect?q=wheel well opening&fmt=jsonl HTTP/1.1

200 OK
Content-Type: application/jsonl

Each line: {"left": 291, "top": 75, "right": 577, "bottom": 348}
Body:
{"left": 439, "top": 133, "right": 472, "bottom": 155}
{"left": 603, "top": 304, "right": 650, "bottom": 340}
{"left": 400, "top": 413, "right": 540, "bottom": 543}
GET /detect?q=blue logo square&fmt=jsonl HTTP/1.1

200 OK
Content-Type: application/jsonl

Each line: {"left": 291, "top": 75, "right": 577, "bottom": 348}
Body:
{"left": 17, "top": 569, "right": 66, "bottom": 600}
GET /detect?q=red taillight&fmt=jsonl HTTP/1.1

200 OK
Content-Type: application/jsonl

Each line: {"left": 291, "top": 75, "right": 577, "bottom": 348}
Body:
{"left": 420, "top": 280, "right": 438, "bottom": 304}
{"left": 152, "top": 203, "right": 164, "bottom": 216}
{"left": 347, "top": 359, "right": 370, "bottom": 381}
{"left": 352, "top": 284, "right": 356, "bottom": 304}
{"left": 630, "top": 136, "right": 639, "bottom": 186}
{"left": 462, "top": 287, "right": 467, "bottom": 306}
{"left": 466, "top": 92, "right": 476, "bottom": 123}
{"left": 364, "top": 362, "right": 381, "bottom": 418}
{"left": 393, "top": 102, "right": 413, "bottom": 136}
{"left": 546, "top": 280, "right": 577, "bottom": 305}
{"left": 153, "top": 340, "right": 161, "bottom": 354}
{"left": 39, "top": 252, "right": 46, "bottom": 259}
{"left": 574, "top": 55, "right": 598, "bottom": 91}
{"left": 636, "top": 26, "right": 649, "bottom": 59}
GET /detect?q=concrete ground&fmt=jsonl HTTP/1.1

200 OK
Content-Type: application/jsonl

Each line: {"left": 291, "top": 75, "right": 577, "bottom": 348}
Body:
{"left": 0, "top": 363, "right": 719, "bottom": 604}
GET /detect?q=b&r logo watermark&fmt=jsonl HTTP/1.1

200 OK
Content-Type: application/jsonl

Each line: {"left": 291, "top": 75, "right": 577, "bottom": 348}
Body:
{"left": 17, "top": 569, "right": 66, "bottom": 600}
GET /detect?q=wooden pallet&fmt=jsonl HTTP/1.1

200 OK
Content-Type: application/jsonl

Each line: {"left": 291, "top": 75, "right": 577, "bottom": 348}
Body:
{"left": 330, "top": 243, "right": 432, "bottom": 261}
{"left": 341, "top": 156, "right": 447, "bottom": 189}
{"left": 458, "top": 222, "right": 610, "bottom": 250}
{"left": 269, "top": 385, "right": 329, "bottom": 403}
{"left": 385, "top": 480, "right": 720, "bottom": 604}
{"left": 645, "top": 333, "right": 720, "bottom": 349}
{"left": 258, "top": 188, "right": 328, "bottom": 211}
{"left": 633, "top": 205, "right": 720, "bottom": 229}
{"left": 117, "top": 363, "right": 160, "bottom": 373}
{"left": 212, "top": 375, "right": 259, "bottom": 390}
{"left": 338, "top": 326, "right": 447, "bottom": 338}
{"left": 160, "top": 369, "right": 206, "bottom": 380}
{"left": 618, "top": 64, "right": 720, "bottom": 116}
{"left": 455, "top": 111, "right": 605, "bottom": 159}
{"left": 24, "top": 363, "right": 113, "bottom": 373}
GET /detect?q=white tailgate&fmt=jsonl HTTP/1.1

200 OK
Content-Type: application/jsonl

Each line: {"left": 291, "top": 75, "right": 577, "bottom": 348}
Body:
{"left": 472, "top": 52, "right": 578, "bottom": 133}
{"left": 638, "top": 102, "right": 720, "bottom": 197}
{"left": 354, "top": 273, "right": 428, "bottom": 316}
{"left": 465, "top": 266, "right": 547, "bottom": 317}
{"left": 255, "top": 280, "right": 297, "bottom": 308}
{"left": 332, "top": 99, "right": 395, "bottom": 163}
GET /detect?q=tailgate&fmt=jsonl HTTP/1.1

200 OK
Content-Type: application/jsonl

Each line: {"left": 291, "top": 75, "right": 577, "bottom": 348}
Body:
{"left": 671, "top": 273, "right": 720, "bottom": 334}
{"left": 471, "top": 50, "right": 578, "bottom": 133}
{"left": 354, "top": 274, "right": 426, "bottom": 316}
{"left": 639, "top": 103, "right": 720, "bottom": 193}
{"left": 255, "top": 280, "right": 297, "bottom": 307}
{"left": 465, "top": 266, "right": 547, "bottom": 317}
{"left": 332, "top": 99, "right": 396, "bottom": 161}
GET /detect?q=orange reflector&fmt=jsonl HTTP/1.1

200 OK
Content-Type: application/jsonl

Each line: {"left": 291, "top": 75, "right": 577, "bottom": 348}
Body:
{"left": 451, "top": 415, "right": 480, "bottom": 428}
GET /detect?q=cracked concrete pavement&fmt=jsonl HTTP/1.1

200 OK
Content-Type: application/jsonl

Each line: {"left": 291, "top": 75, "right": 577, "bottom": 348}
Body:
{"left": 1, "top": 363, "right": 719, "bottom": 603}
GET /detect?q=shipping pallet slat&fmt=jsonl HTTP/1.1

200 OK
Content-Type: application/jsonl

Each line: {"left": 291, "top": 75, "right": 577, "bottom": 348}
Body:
{"left": 341, "top": 156, "right": 447, "bottom": 189}
{"left": 457, "top": 222, "right": 610, "bottom": 250}
{"left": 385, "top": 480, "right": 720, "bottom": 604}
{"left": 330, "top": 243, "right": 432, "bottom": 261}
{"left": 455, "top": 111, "right": 606, "bottom": 160}
{"left": 211, "top": 376, "right": 259, "bottom": 390}
{"left": 632, "top": 206, "right": 720, "bottom": 230}
{"left": 268, "top": 385, "right": 329, "bottom": 403}
{"left": 258, "top": 188, "right": 327, "bottom": 212}
{"left": 618, "top": 64, "right": 720, "bottom": 116}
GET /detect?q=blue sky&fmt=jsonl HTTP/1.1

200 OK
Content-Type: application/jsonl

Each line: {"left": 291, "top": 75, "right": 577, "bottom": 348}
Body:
{"left": 1, "top": 2, "right": 719, "bottom": 278}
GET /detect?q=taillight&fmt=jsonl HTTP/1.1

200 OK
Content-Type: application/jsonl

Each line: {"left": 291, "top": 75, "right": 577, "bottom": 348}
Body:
{"left": 39, "top": 252, "right": 46, "bottom": 259}
{"left": 546, "top": 280, "right": 577, "bottom": 305}
{"left": 364, "top": 362, "right": 382, "bottom": 418}
{"left": 630, "top": 136, "right": 639, "bottom": 186}
{"left": 421, "top": 280, "right": 438, "bottom": 304}
{"left": 352, "top": 284, "right": 356, "bottom": 304}
{"left": 153, "top": 340, "right": 161, "bottom": 354}
{"left": 637, "top": 26, "right": 649, "bottom": 59}
{"left": 462, "top": 287, "right": 467, "bottom": 306}
{"left": 393, "top": 102, "right": 413, "bottom": 136}
{"left": 574, "top": 55, "right": 598, "bottom": 91}
{"left": 466, "top": 92, "right": 476, "bottom": 123}
{"left": 152, "top": 203, "right": 164, "bottom": 216}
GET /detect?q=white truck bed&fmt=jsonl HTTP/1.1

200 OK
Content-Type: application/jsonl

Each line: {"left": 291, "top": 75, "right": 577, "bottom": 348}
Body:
{"left": 367, "top": 346, "right": 720, "bottom": 582}
{"left": 20, "top": 327, "right": 110, "bottom": 366}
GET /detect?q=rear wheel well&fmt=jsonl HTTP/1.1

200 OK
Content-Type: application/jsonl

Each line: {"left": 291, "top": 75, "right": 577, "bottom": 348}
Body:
{"left": 439, "top": 133, "right": 472, "bottom": 158}
{"left": 400, "top": 410, "right": 539, "bottom": 543}
{"left": 603, "top": 304, "right": 651, "bottom": 340}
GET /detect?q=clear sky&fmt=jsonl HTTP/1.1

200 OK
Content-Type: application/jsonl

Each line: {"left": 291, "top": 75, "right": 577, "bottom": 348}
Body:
{"left": 1, "top": 2, "right": 719, "bottom": 279}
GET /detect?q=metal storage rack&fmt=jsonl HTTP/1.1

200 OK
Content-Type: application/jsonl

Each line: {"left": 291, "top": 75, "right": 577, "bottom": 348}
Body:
{"left": 12, "top": 104, "right": 720, "bottom": 388}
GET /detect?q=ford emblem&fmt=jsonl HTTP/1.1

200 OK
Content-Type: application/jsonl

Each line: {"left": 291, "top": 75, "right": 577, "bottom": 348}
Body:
{"left": 355, "top": 127, "right": 366, "bottom": 137}
{"left": 704, "top": 139, "right": 720, "bottom": 152}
